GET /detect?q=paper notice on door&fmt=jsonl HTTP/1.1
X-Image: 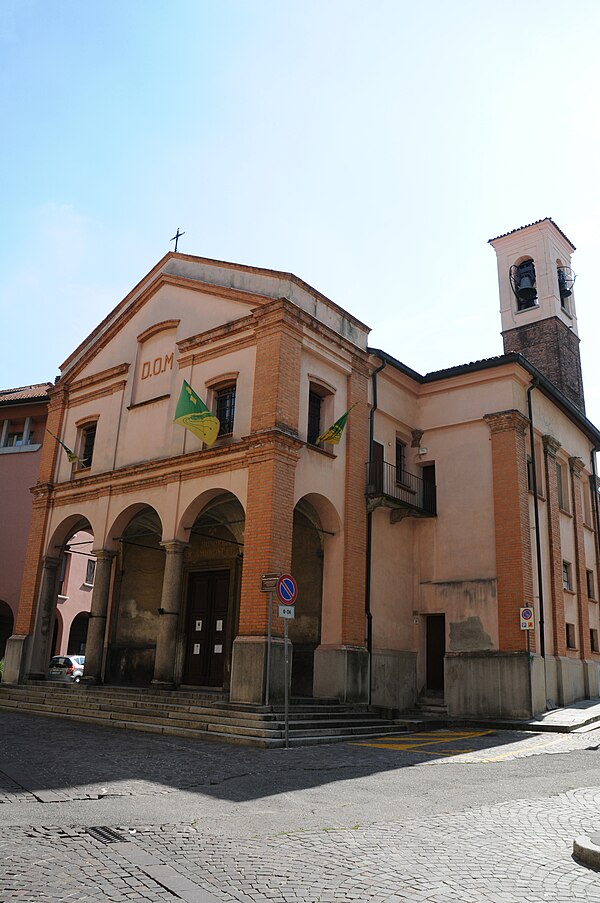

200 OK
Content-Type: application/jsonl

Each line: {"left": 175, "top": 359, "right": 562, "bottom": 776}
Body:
{"left": 216, "top": 619, "right": 223, "bottom": 631}
{"left": 195, "top": 620, "right": 203, "bottom": 631}
{"left": 214, "top": 644, "right": 223, "bottom": 653}
{"left": 193, "top": 644, "right": 201, "bottom": 654}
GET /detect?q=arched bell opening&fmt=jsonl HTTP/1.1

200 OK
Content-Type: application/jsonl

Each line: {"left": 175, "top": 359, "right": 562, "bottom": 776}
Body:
{"left": 290, "top": 499, "right": 325, "bottom": 697}
{"left": 105, "top": 506, "right": 164, "bottom": 686}
{"left": 180, "top": 492, "right": 245, "bottom": 689}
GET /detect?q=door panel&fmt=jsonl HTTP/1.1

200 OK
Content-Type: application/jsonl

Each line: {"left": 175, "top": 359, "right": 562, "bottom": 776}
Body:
{"left": 183, "top": 571, "right": 230, "bottom": 686}
{"left": 426, "top": 614, "right": 445, "bottom": 692}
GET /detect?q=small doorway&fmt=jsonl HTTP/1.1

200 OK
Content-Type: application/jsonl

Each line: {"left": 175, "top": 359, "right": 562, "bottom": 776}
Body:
{"left": 182, "top": 571, "right": 230, "bottom": 686}
{"left": 426, "top": 614, "right": 445, "bottom": 692}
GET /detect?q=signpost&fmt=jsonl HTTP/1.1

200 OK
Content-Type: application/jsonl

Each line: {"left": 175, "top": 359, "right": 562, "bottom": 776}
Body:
{"left": 277, "top": 574, "right": 298, "bottom": 748}
{"left": 261, "top": 574, "right": 280, "bottom": 706}
{"left": 520, "top": 606, "right": 534, "bottom": 716}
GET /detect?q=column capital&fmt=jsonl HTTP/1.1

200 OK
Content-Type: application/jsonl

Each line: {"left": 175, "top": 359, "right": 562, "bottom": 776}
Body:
{"left": 160, "top": 540, "right": 189, "bottom": 555}
{"left": 543, "top": 434, "right": 561, "bottom": 457}
{"left": 569, "top": 456, "right": 586, "bottom": 477}
{"left": 483, "top": 409, "right": 529, "bottom": 436}
{"left": 91, "top": 549, "right": 118, "bottom": 562}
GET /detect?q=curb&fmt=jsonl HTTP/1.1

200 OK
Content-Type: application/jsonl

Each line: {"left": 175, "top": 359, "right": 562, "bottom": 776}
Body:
{"left": 573, "top": 834, "right": 600, "bottom": 870}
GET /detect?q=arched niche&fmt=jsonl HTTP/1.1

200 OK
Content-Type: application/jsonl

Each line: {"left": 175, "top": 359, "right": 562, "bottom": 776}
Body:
{"left": 105, "top": 506, "right": 165, "bottom": 686}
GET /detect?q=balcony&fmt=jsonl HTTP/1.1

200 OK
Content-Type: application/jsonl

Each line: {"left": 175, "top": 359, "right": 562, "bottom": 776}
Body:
{"left": 366, "top": 460, "right": 437, "bottom": 521}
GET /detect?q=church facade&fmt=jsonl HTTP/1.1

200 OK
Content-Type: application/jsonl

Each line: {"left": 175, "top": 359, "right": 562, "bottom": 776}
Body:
{"left": 4, "top": 219, "right": 600, "bottom": 718}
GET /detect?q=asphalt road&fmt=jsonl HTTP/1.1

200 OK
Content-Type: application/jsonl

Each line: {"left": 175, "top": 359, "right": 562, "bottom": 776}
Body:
{"left": 2, "top": 709, "right": 600, "bottom": 901}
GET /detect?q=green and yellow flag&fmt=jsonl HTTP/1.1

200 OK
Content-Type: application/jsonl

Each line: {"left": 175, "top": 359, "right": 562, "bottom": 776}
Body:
{"left": 316, "top": 403, "right": 358, "bottom": 445}
{"left": 46, "top": 429, "right": 85, "bottom": 466}
{"left": 174, "top": 380, "right": 220, "bottom": 447}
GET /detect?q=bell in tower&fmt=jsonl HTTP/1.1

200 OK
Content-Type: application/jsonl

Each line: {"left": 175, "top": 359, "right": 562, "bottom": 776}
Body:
{"left": 489, "top": 218, "right": 585, "bottom": 412}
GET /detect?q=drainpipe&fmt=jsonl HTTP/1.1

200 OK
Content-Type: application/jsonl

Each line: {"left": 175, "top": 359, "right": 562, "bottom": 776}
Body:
{"left": 527, "top": 380, "right": 547, "bottom": 716}
{"left": 365, "top": 357, "right": 386, "bottom": 705}
{"left": 591, "top": 450, "right": 600, "bottom": 593}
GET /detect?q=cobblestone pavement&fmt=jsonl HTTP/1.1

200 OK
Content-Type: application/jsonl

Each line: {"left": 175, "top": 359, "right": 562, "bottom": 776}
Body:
{"left": 2, "top": 787, "right": 600, "bottom": 901}
{"left": 3, "top": 711, "right": 600, "bottom": 901}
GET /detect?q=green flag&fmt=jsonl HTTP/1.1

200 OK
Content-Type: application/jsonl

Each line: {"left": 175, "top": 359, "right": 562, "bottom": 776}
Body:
{"left": 46, "top": 429, "right": 85, "bottom": 466}
{"left": 174, "top": 380, "right": 220, "bottom": 447}
{"left": 316, "top": 403, "right": 358, "bottom": 445}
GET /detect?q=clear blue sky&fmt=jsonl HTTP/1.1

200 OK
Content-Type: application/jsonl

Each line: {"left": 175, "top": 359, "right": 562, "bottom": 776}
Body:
{"left": 2, "top": 1, "right": 600, "bottom": 420}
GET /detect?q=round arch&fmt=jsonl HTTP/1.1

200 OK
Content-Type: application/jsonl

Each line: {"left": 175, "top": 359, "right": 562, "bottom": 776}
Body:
{"left": 105, "top": 502, "right": 165, "bottom": 553}
{"left": 46, "top": 514, "right": 94, "bottom": 557}
{"left": 176, "top": 489, "right": 245, "bottom": 544}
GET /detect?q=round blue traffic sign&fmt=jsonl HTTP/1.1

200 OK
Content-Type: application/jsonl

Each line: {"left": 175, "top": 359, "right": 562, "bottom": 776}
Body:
{"left": 521, "top": 608, "right": 533, "bottom": 621}
{"left": 277, "top": 573, "right": 297, "bottom": 605}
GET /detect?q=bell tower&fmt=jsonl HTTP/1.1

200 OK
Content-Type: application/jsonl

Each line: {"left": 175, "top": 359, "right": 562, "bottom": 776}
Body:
{"left": 489, "top": 218, "right": 584, "bottom": 412}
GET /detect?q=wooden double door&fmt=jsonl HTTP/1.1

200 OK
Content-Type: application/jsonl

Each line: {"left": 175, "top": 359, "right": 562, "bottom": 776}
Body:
{"left": 182, "top": 570, "right": 230, "bottom": 687}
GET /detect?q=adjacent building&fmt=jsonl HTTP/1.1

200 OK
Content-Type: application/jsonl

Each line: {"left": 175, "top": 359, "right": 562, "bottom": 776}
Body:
{"left": 3, "top": 219, "right": 600, "bottom": 719}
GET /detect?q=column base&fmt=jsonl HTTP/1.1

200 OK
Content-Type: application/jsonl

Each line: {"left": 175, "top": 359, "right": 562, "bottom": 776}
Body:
{"left": 2, "top": 635, "right": 30, "bottom": 685}
{"left": 313, "top": 645, "right": 369, "bottom": 703}
{"left": 151, "top": 679, "right": 176, "bottom": 690}
{"left": 230, "top": 636, "right": 290, "bottom": 704}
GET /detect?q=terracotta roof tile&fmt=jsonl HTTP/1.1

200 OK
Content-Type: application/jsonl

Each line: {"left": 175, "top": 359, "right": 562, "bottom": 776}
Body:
{"left": 0, "top": 383, "right": 52, "bottom": 403}
{"left": 488, "top": 218, "right": 576, "bottom": 251}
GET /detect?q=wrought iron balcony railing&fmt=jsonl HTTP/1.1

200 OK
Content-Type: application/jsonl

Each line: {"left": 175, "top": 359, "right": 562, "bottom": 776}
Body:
{"left": 366, "top": 460, "right": 437, "bottom": 517}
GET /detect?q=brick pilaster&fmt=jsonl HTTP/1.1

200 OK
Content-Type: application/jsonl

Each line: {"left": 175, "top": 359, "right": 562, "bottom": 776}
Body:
{"left": 570, "top": 456, "right": 592, "bottom": 659}
{"left": 14, "top": 386, "right": 66, "bottom": 636}
{"left": 484, "top": 410, "right": 533, "bottom": 652}
{"left": 543, "top": 435, "right": 566, "bottom": 656}
{"left": 341, "top": 362, "right": 369, "bottom": 647}
{"left": 238, "top": 437, "right": 301, "bottom": 636}
{"left": 238, "top": 302, "right": 304, "bottom": 637}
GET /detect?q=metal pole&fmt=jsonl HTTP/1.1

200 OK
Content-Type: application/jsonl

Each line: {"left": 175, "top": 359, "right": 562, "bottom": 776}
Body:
{"left": 265, "top": 590, "right": 273, "bottom": 706}
{"left": 527, "top": 628, "right": 533, "bottom": 717}
{"left": 284, "top": 618, "right": 290, "bottom": 749}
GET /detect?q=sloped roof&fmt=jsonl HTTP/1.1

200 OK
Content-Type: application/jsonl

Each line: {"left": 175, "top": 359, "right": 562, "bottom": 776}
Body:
{"left": 488, "top": 218, "right": 576, "bottom": 251}
{"left": 0, "top": 383, "right": 51, "bottom": 403}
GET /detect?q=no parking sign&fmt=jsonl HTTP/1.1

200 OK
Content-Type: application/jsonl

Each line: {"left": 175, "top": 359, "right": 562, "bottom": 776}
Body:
{"left": 520, "top": 607, "right": 534, "bottom": 630}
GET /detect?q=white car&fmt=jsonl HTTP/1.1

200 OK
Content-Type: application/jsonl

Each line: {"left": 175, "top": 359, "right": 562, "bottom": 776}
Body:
{"left": 47, "top": 655, "right": 85, "bottom": 683}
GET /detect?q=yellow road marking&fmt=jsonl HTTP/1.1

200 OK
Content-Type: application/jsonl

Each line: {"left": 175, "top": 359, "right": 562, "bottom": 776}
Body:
{"left": 352, "top": 730, "right": 494, "bottom": 751}
{"left": 467, "top": 735, "right": 563, "bottom": 762}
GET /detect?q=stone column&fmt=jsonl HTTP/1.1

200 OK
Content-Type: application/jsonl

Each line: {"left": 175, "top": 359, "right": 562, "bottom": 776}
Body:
{"left": 152, "top": 541, "right": 188, "bottom": 687}
{"left": 26, "top": 556, "right": 60, "bottom": 679}
{"left": 81, "top": 550, "right": 116, "bottom": 684}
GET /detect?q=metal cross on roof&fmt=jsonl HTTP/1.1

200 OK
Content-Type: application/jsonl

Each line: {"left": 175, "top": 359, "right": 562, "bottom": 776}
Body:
{"left": 170, "top": 227, "right": 185, "bottom": 252}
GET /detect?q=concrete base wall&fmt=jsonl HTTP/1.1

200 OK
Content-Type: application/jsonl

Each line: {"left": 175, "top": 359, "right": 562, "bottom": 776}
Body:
{"left": 313, "top": 645, "right": 369, "bottom": 703}
{"left": 370, "top": 650, "right": 417, "bottom": 711}
{"left": 584, "top": 660, "right": 600, "bottom": 697}
{"left": 446, "top": 651, "right": 535, "bottom": 718}
{"left": 544, "top": 657, "right": 560, "bottom": 707}
{"left": 230, "top": 636, "right": 289, "bottom": 704}
{"left": 1, "top": 635, "right": 30, "bottom": 684}
{"left": 555, "top": 656, "right": 595, "bottom": 705}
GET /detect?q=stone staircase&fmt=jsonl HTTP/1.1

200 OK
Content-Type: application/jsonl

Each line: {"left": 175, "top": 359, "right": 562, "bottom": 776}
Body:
{"left": 0, "top": 682, "right": 414, "bottom": 748}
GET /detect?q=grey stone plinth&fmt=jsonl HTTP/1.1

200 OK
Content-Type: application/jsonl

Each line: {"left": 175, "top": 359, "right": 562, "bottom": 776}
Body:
{"left": 313, "top": 645, "right": 369, "bottom": 703}
{"left": 370, "top": 650, "right": 417, "bottom": 711}
{"left": 230, "top": 636, "right": 289, "bottom": 704}
{"left": 1, "top": 635, "right": 30, "bottom": 684}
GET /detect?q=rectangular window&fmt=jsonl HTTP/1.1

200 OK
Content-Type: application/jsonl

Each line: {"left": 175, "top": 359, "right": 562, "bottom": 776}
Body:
{"left": 307, "top": 391, "right": 323, "bottom": 445}
{"left": 80, "top": 423, "right": 97, "bottom": 468}
{"left": 556, "top": 461, "right": 569, "bottom": 511}
{"left": 566, "top": 622, "right": 577, "bottom": 649}
{"left": 85, "top": 559, "right": 96, "bottom": 586}
{"left": 562, "top": 561, "right": 572, "bottom": 591}
{"left": 591, "top": 629, "right": 599, "bottom": 653}
{"left": 587, "top": 569, "right": 596, "bottom": 600}
{"left": 395, "top": 439, "right": 406, "bottom": 483}
{"left": 584, "top": 478, "right": 593, "bottom": 526}
{"left": 215, "top": 385, "right": 236, "bottom": 436}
